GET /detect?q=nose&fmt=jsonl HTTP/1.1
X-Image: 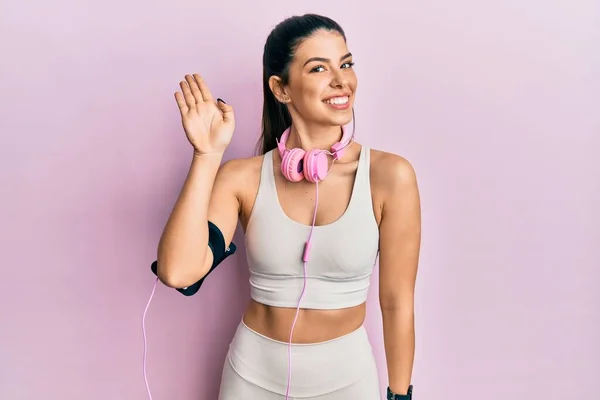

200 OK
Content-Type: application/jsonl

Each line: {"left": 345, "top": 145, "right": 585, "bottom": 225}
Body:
{"left": 330, "top": 68, "right": 347, "bottom": 88}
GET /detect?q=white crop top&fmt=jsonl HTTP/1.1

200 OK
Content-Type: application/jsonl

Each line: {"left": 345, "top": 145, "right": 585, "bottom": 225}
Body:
{"left": 244, "top": 146, "right": 380, "bottom": 310}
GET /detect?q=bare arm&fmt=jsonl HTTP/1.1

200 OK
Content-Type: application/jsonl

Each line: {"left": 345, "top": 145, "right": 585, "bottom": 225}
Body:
{"left": 156, "top": 73, "right": 238, "bottom": 288}
{"left": 156, "top": 152, "right": 240, "bottom": 288}
{"left": 378, "top": 155, "right": 421, "bottom": 395}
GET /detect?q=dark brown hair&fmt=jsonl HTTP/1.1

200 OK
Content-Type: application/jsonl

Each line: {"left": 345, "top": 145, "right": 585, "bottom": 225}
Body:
{"left": 255, "top": 14, "right": 347, "bottom": 155}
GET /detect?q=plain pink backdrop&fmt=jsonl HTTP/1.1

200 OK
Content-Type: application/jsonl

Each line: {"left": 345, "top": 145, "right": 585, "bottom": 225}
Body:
{"left": 1, "top": 1, "right": 598, "bottom": 399}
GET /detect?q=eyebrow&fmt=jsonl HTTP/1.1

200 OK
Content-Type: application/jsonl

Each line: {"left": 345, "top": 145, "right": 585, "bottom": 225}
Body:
{"left": 303, "top": 52, "right": 353, "bottom": 67}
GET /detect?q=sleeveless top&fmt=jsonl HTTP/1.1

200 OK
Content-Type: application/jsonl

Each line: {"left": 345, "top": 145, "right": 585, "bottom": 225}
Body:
{"left": 244, "top": 146, "right": 380, "bottom": 310}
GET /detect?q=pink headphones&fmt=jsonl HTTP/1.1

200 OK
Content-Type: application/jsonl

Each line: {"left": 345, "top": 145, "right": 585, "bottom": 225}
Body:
{"left": 273, "top": 119, "right": 355, "bottom": 399}
{"left": 276, "top": 123, "right": 353, "bottom": 183}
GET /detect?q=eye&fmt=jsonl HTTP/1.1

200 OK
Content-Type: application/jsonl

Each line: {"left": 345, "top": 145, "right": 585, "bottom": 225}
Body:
{"left": 309, "top": 62, "right": 355, "bottom": 73}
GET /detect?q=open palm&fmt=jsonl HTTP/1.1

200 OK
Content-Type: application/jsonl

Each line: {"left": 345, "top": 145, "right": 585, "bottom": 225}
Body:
{"left": 174, "top": 74, "right": 235, "bottom": 155}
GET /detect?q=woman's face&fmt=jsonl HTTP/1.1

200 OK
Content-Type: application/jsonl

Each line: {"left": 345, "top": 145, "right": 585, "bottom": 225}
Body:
{"left": 274, "top": 29, "right": 358, "bottom": 128}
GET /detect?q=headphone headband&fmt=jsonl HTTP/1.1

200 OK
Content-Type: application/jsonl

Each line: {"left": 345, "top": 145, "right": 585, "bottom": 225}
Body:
{"left": 276, "top": 123, "right": 353, "bottom": 161}
{"left": 275, "top": 111, "right": 356, "bottom": 183}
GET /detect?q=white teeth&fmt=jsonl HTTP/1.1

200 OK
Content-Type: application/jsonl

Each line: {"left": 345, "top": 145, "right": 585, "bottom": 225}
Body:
{"left": 324, "top": 96, "right": 349, "bottom": 105}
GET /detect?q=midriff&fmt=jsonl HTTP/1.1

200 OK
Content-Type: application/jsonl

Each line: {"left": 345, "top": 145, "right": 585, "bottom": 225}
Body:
{"left": 241, "top": 298, "right": 366, "bottom": 344}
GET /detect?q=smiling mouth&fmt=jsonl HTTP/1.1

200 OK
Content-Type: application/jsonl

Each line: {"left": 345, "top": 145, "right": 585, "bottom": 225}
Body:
{"left": 323, "top": 96, "right": 349, "bottom": 105}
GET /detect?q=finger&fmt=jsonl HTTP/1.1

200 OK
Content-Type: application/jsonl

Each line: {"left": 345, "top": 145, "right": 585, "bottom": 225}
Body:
{"left": 193, "top": 74, "right": 214, "bottom": 102}
{"left": 174, "top": 92, "right": 188, "bottom": 114}
{"left": 180, "top": 80, "right": 196, "bottom": 109}
{"left": 217, "top": 99, "right": 235, "bottom": 124}
{"left": 185, "top": 74, "right": 203, "bottom": 103}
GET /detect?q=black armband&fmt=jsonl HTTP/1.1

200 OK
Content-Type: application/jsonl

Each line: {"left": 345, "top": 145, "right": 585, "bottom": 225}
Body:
{"left": 150, "top": 221, "right": 237, "bottom": 296}
{"left": 387, "top": 385, "right": 413, "bottom": 400}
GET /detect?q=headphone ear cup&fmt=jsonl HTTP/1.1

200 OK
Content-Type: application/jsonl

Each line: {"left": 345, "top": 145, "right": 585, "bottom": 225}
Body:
{"left": 281, "top": 148, "right": 306, "bottom": 182}
{"left": 304, "top": 149, "right": 329, "bottom": 183}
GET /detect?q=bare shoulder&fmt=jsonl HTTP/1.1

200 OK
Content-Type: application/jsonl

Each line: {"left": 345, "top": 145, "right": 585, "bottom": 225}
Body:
{"left": 215, "top": 153, "right": 264, "bottom": 196}
{"left": 369, "top": 148, "right": 418, "bottom": 195}
{"left": 217, "top": 154, "right": 263, "bottom": 181}
{"left": 214, "top": 154, "right": 264, "bottom": 224}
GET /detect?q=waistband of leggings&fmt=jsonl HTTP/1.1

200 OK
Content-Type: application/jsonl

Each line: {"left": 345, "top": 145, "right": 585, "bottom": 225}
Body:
{"left": 226, "top": 318, "right": 375, "bottom": 397}
{"left": 239, "top": 317, "right": 367, "bottom": 346}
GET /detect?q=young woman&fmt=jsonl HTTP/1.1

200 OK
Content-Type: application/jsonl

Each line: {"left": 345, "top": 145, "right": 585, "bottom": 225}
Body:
{"left": 156, "top": 14, "right": 421, "bottom": 400}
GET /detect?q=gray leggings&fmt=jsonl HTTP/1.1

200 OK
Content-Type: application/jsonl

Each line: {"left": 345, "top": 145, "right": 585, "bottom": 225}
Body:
{"left": 217, "top": 320, "right": 381, "bottom": 399}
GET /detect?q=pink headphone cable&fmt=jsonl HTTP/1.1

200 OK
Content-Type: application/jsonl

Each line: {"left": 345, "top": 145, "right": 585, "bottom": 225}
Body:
{"left": 141, "top": 178, "right": 323, "bottom": 400}
{"left": 284, "top": 169, "right": 324, "bottom": 400}
{"left": 142, "top": 277, "right": 158, "bottom": 400}
{"left": 141, "top": 153, "right": 339, "bottom": 400}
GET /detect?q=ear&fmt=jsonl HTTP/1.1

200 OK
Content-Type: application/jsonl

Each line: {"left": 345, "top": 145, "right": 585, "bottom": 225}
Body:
{"left": 268, "top": 75, "right": 291, "bottom": 103}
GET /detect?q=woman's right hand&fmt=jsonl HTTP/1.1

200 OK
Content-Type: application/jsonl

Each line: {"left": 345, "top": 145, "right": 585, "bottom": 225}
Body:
{"left": 174, "top": 74, "right": 235, "bottom": 156}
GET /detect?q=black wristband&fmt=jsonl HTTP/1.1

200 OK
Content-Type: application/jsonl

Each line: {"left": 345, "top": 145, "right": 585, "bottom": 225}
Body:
{"left": 150, "top": 220, "right": 237, "bottom": 296}
{"left": 387, "top": 384, "right": 413, "bottom": 400}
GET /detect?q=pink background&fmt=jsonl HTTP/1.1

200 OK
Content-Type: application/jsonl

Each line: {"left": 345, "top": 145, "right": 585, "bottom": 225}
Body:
{"left": 1, "top": 1, "right": 598, "bottom": 399}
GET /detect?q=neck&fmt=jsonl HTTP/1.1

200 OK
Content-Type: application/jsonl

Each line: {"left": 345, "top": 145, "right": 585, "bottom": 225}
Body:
{"left": 286, "top": 122, "right": 344, "bottom": 152}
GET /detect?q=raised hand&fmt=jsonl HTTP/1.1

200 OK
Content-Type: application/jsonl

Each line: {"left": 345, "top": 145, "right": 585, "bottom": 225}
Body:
{"left": 174, "top": 74, "right": 235, "bottom": 155}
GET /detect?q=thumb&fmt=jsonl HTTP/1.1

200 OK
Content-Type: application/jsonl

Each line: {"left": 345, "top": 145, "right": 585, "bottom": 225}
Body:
{"left": 217, "top": 98, "right": 234, "bottom": 124}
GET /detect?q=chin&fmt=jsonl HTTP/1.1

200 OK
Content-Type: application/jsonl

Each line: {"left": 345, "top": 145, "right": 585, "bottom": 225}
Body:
{"left": 327, "top": 109, "right": 354, "bottom": 126}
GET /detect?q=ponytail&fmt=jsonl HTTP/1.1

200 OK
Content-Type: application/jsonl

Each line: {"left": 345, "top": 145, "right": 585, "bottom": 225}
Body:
{"left": 255, "top": 68, "right": 292, "bottom": 155}
{"left": 255, "top": 14, "right": 346, "bottom": 156}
